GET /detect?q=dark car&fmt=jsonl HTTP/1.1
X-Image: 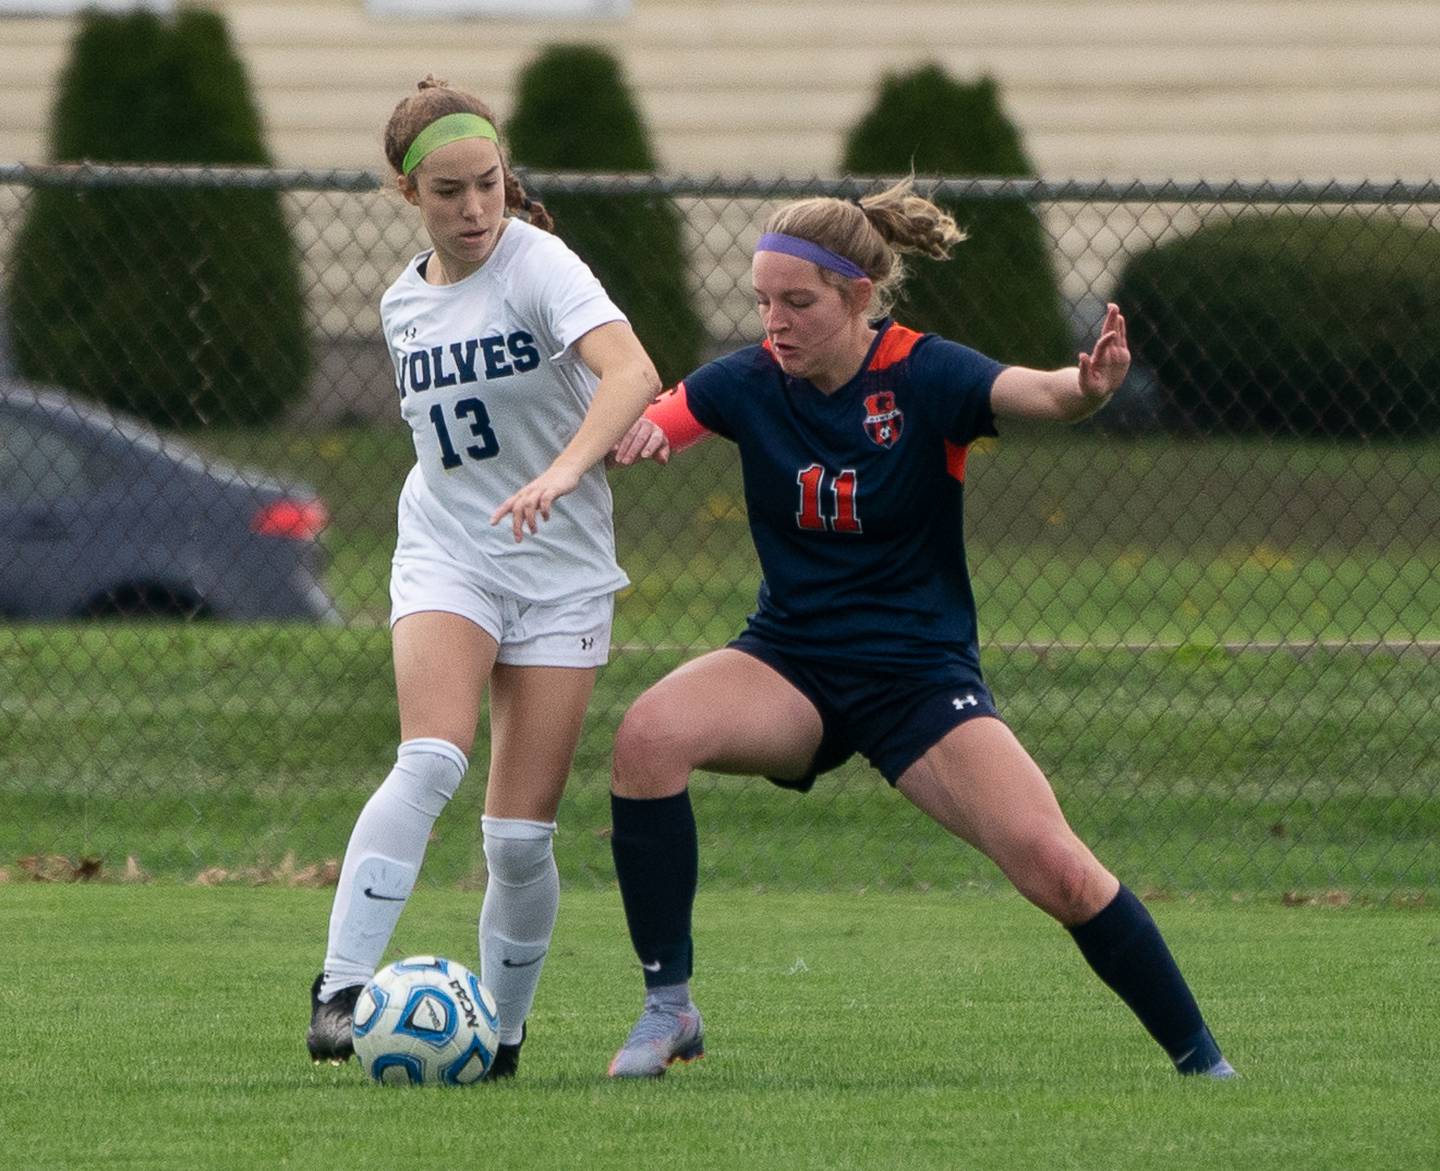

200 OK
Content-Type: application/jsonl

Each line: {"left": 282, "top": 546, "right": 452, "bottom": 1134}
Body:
{"left": 0, "top": 383, "right": 339, "bottom": 621}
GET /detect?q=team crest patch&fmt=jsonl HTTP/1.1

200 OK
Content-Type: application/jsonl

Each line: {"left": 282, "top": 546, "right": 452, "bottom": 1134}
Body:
{"left": 862, "top": 391, "right": 903, "bottom": 448}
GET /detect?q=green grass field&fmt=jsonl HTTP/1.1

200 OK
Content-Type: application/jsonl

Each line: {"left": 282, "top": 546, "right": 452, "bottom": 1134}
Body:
{"left": 4, "top": 426, "right": 1439, "bottom": 1168}
{"left": 2, "top": 886, "right": 1437, "bottom": 1170}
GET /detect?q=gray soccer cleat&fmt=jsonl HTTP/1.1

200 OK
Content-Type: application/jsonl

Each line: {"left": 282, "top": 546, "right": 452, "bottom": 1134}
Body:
{"left": 306, "top": 973, "right": 363, "bottom": 1064}
{"left": 607, "top": 1001, "right": 704, "bottom": 1078}
{"left": 1202, "top": 1058, "right": 1238, "bottom": 1079}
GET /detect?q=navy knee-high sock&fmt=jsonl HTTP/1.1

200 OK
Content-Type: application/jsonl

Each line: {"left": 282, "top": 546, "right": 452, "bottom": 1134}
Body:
{"left": 610, "top": 791, "right": 698, "bottom": 990}
{"left": 1067, "top": 885, "right": 1224, "bottom": 1073}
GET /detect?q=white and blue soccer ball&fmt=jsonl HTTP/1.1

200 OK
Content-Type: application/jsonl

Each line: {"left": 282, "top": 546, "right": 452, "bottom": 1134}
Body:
{"left": 352, "top": 956, "right": 500, "bottom": 1086}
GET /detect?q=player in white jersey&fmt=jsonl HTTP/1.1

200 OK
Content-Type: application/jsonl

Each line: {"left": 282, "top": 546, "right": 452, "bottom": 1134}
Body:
{"left": 307, "top": 76, "right": 662, "bottom": 1078}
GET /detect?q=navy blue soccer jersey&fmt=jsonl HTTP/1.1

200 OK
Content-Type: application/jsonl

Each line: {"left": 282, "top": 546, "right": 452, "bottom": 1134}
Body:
{"left": 679, "top": 318, "right": 1005, "bottom": 676}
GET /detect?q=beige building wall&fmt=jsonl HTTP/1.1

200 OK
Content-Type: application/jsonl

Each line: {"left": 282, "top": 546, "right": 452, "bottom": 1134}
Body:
{"left": 4, "top": 0, "right": 1440, "bottom": 179}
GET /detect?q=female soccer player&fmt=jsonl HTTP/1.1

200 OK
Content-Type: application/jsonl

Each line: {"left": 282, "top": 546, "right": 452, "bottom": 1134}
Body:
{"left": 601, "top": 181, "right": 1236, "bottom": 1080}
{"left": 306, "top": 77, "right": 661, "bottom": 1078}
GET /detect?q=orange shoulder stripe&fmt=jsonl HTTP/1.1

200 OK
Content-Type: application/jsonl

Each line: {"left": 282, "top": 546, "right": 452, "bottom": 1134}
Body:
{"left": 868, "top": 323, "right": 924, "bottom": 371}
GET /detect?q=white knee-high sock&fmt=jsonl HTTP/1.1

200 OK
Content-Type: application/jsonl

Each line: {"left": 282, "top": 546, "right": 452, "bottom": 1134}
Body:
{"left": 478, "top": 816, "right": 559, "bottom": 1045}
{"left": 320, "top": 738, "right": 467, "bottom": 1000}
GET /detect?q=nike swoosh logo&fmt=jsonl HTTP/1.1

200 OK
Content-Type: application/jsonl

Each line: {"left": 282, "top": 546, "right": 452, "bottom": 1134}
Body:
{"left": 641, "top": 960, "right": 662, "bottom": 972}
{"left": 501, "top": 954, "right": 545, "bottom": 968}
{"left": 362, "top": 887, "right": 406, "bottom": 902}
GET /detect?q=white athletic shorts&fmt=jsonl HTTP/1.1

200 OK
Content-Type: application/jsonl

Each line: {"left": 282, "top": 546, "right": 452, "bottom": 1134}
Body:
{"left": 389, "top": 558, "right": 614, "bottom": 668}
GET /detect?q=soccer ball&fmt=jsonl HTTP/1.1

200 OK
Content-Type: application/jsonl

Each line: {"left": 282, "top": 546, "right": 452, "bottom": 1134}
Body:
{"left": 352, "top": 956, "right": 500, "bottom": 1086}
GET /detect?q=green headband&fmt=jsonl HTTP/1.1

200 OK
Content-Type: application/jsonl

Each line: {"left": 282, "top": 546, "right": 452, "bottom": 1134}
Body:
{"left": 401, "top": 112, "right": 500, "bottom": 176}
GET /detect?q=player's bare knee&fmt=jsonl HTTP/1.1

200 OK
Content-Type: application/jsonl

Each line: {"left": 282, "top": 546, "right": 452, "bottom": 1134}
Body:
{"left": 1010, "top": 834, "right": 1103, "bottom": 925}
{"left": 612, "top": 697, "right": 696, "bottom": 796}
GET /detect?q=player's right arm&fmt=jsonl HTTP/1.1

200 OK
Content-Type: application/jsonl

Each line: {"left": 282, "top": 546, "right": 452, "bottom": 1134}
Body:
{"left": 610, "top": 382, "right": 714, "bottom": 466}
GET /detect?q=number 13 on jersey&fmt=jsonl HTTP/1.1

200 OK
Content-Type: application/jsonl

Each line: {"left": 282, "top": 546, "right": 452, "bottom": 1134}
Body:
{"left": 796, "top": 464, "right": 861, "bottom": 533}
{"left": 430, "top": 398, "right": 500, "bottom": 469}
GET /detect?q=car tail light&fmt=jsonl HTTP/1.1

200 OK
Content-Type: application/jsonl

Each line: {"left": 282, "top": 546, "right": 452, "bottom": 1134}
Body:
{"left": 251, "top": 498, "right": 329, "bottom": 540}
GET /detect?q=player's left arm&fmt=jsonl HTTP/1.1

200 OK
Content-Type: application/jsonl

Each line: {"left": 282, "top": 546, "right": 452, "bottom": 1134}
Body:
{"left": 990, "top": 303, "right": 1130, "bottom": 423}
{"left": 491, "top": 319, "right": 661, "bottom": 541}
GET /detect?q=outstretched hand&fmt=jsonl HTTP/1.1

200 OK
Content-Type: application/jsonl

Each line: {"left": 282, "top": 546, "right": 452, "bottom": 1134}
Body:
{"left": 1077, "top": 303, "right": 1130, "bottom": 401}
{"left": 490, "top": 462, "right": 582, "bottom": 543}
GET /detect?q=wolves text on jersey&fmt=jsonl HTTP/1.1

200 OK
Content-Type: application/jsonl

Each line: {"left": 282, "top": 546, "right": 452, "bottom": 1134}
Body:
{"left": 396, "top": 331, "right": 542, "bottom": 399}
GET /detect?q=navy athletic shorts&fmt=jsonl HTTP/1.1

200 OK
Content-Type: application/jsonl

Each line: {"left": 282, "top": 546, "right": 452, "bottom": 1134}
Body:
{"left": 729, "top": 631, "right": 1003, "bottom": 790}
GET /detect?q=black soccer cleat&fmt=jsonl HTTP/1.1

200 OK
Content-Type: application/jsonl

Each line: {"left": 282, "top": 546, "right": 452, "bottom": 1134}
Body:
{"left": 487, "top": 1022, "right": 525, "bottom": 1080}
{"left": 306, "top": 973, "right": 363, "bottom": 1064}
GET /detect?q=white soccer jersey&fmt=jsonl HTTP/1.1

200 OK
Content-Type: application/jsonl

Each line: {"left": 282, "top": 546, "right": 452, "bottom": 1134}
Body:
{"left": 381, "top": 218, "right": 631, "bottom": 604}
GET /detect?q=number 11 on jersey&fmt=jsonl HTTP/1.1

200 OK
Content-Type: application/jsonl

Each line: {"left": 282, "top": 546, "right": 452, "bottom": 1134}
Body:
{"left": 796, "top": 464, "right": 861, "bottom": 533}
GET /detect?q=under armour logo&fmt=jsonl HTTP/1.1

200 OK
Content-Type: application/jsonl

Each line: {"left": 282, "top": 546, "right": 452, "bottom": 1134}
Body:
{"left": 580, "top": 636, "right": 595, "bottom": 650}
{"left": 952, "top": 693, "right": 978, "bottom": 711}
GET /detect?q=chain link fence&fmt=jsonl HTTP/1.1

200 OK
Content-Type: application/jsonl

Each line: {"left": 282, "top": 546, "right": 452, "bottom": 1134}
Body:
{"left": 2, "top": 166, "right": 1437, "bottom": 899}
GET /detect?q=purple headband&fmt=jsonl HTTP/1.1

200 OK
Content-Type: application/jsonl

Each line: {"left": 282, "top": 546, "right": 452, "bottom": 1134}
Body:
{"left": 755, "top": 232, "right": 868, "bottom": 280}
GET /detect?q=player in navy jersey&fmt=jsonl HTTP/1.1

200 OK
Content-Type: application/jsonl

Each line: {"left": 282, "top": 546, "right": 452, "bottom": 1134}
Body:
{"left": 601, "top": 180, "right": 1236, "bottom": 1080}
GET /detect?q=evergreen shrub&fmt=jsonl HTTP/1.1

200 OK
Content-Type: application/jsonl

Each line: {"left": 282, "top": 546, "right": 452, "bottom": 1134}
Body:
{"left": 7, "top": 8, "right": 309, "bottom": 428}
{"left": 1113, "top": 214, "right": 1440, "bottom": 437}
{"left": 506, "top": 44, "right": 704, "bottom": 384}
{"left": 841, "top": 65, "right": 1071, "bottom": 368}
